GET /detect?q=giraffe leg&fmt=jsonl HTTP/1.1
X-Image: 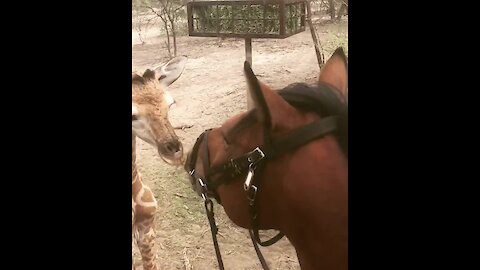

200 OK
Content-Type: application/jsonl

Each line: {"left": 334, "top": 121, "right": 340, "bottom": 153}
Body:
{"left": 134, "top": 185, "right": 158, "bottom": 270}
{"left": 135, "top": 215, "right": 157, "bottom": 270}
{"left": 132, "top": 198, "right": 137, "bottom": 270}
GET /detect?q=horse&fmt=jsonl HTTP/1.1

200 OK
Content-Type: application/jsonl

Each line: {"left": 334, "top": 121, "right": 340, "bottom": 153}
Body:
{"left": 185, "top": 48, "right": 348, "bottom": 270}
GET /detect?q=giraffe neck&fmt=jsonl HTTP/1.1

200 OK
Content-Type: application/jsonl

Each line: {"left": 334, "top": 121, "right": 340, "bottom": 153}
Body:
{"left": 132, "top": 134, "right": 158, "bottom": 210}
{"left": 132, "top": 135, "right": 142, "bottom": 197}
{"left": 132, "top": 134, "right": 137, "bottom": 171}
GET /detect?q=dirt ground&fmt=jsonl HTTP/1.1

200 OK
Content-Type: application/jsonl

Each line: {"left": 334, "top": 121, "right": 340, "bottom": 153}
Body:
{"left": 132, "top": 18, "right": 347, "bottom": 270}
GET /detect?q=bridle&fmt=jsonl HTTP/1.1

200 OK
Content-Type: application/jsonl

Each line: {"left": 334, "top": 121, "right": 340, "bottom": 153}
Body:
{"left": 186, "top": 111, "right": 340, "bottom": 269}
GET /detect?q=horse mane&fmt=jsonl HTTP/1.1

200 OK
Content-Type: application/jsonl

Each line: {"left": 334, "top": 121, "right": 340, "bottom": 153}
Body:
{"left": 277, "top": 82, "right": 348, "bottom": 157}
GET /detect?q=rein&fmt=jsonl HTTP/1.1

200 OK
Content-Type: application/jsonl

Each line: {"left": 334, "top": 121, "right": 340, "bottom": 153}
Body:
{"left": 187, "top": 114, "right": 339, "bottom": 269}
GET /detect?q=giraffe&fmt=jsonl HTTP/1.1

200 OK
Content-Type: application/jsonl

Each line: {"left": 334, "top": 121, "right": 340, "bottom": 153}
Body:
{"left": 132, "top": 56, "right": 188, "bottom": 270}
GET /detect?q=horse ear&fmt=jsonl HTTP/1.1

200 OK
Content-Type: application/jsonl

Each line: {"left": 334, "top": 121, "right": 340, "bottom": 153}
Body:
{"left": 244, "top": 61, "right": 272, "bottom": 129}
{"left": 318, "top": 47, "right": 348, "bottom": 96}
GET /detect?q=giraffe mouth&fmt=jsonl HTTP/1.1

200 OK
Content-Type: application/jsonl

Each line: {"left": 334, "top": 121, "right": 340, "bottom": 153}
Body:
{"left": 157, "top": 139, "right": 184, "bottom": 166}
{"left": 159, "top": 152, "right": 184, "bottom": 166}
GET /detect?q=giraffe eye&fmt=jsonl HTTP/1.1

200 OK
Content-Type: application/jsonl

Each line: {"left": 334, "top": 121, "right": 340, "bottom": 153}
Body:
{"left": 132, "top": 114, "right": 138, "bottom": 121}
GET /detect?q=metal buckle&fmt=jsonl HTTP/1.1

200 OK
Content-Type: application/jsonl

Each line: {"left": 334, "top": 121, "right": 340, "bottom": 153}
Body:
{"left": 244, "top": 164, "right": 255, "bottom": 191}
{"left": 244, "top": 148, "right": 265, "bottom": 191}
{"left": 204, "top": 196, "right": 214, "bottom": 214}
{"left": 247, "top": 184, "right": 258, "bottom": 206}
{"left": 198, "top": 178, "right": 208, "bottom": 201}
{"left": 247, "top": 147, "right": 265, "bottom": 165}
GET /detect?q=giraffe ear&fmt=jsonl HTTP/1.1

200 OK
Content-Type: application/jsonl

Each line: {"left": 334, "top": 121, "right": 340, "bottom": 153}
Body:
{"left": 153, "top": 56, "right": 188, "bottom": 87}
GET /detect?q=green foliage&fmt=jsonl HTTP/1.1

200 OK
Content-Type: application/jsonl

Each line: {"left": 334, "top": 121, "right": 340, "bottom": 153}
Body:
{"left": 286, "top": 3, "right": 304, "bottom": 34}
{"left": 324, "top": 31, "right": 348, "bottom": 57}
{"left": 192, "top": 3, "right": 305, "bottom": 35}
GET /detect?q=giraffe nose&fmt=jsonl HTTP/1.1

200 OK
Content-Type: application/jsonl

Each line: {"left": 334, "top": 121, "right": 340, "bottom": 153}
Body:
{"left": 168, "top": 140, "right": 181, "bottom": 153}
{"left": 162, "top": 140, "right": 182, "bottom": 155}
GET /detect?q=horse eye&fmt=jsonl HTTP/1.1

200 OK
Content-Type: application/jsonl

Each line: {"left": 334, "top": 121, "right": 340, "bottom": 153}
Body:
{"left": 221, "top": 132, "right": 230, "bottom": 145}
{"left": 132, "top": 115, "right": 138, "bottom": 121}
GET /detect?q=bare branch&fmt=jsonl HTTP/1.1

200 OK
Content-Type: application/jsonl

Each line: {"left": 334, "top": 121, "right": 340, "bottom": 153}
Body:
{"left": 141, "top": 5, "right": 165, "bottom": 19}
{"left": 174, "top": 5, "right": 185, "bottom": 13}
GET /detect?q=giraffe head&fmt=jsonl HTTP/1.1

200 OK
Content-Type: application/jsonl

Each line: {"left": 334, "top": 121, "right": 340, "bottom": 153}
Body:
{"left": 132, "top": 56, "right": 187, "bottom": 166}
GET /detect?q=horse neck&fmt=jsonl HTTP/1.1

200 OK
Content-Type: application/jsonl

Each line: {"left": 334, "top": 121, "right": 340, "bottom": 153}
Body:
{"left": 270, "top": 137, "right": 348, "bottom": 269}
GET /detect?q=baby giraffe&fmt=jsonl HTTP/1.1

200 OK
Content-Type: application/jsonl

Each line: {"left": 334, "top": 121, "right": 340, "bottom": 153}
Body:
{"left": 132, "top": 56, "right": 187, "bottom": 270}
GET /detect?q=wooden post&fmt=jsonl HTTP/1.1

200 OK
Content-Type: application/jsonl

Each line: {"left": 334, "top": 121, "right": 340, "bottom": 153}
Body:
{"left": 245, "top": 37, "right": 252, "bottom": 65}
{"left": 245, "top": 37, "right": 254, "bottom": 110}
{"left": 187, "top": 4, "right": 193, "bottom": 35}
{"left": 306, "top": 1, "right": 324, "bottom": 69}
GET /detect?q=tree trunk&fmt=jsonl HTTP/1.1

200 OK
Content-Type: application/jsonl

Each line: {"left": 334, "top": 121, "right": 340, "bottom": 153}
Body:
{"left": 170, "top": 16, "right": 177, "bottom": 57}
{"left": 164, "top": 4, "right": 178, "bottom": 57}
{"left": 306, "top": 1, "right": 324, "bottom": 69}
{"left": 337, "top": 2, "right": 347, "bottom": 20}
{"left": 163, "top": 21, "right": 172, "bottom": 58}
{"left": 328, "top": 0, "right": 335, "bottom": 20}
{"left": 156, "top": 8, "right": 171, "bottom": 58}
